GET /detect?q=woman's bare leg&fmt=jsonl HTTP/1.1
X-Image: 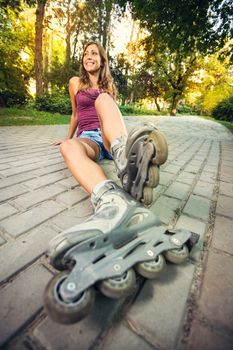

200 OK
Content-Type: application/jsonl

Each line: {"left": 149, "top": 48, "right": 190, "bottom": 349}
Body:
{"left": 60, "top": 138, "right": 107, "bottom": 194}
{"left": 95, "top": 93, "right": 127, "bottom": 150}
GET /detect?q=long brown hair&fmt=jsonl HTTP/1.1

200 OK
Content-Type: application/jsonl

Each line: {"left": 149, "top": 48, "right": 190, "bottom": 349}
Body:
{"left": 79, "top": 41, "right": 117, "bottom": 98}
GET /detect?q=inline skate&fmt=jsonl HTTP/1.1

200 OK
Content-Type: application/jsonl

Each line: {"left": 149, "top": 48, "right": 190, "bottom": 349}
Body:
{"left": 111, "top": 123, "right": 168, "bottom": 205}
{"left": 44, "top": 181, "right": 199, "bottom": 324}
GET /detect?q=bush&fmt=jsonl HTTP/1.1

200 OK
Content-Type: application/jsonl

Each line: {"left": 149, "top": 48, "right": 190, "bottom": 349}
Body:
{"left": 212, "top": 95, "right": 233, "bottom": 122}
{"left": 35, "top": 91, "right": 71, "bottom": 115}
{"left": 177, "top": 104, "right": 197, "bottom": 115}
{"left": 119, "top": 104, "right": 162, "bottom": 116}
{"left": 0, "top": 90, "right": 28, "bottom": 107}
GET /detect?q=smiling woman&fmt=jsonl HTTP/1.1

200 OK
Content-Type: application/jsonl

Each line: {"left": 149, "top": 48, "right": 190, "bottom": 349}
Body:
{"left": 51, "top": 41, "right": 167, "bottom": 202}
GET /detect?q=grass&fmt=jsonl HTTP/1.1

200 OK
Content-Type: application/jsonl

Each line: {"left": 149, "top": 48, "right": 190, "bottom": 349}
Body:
{"left": 0, "top": 107, "right": 70, "bottom": 126}
{"left": 0, "top": 106, "right": 232, "bottom": 133}
{"left": 200, "top": 115, "right": 233, "bottom": 133}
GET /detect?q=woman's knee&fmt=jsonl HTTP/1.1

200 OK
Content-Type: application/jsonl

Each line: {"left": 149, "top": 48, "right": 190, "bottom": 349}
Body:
{"left": 60, "top": 139, "right": 81, "bottom": 158}
{"left": 95, "top": 92, "right": 113, "bottom": 111}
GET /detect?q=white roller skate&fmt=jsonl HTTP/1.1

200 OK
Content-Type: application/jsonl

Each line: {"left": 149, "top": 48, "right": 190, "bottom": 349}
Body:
{"left": 44, "top": 181, "right": 199, "bottom": 324}
{"left": 111, "top": 123, "right": 168, "bottom": 205}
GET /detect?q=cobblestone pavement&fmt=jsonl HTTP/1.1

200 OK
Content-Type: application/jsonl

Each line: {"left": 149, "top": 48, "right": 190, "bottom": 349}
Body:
{"left": 0, "top": 115, "right": 232, "bottom": 350}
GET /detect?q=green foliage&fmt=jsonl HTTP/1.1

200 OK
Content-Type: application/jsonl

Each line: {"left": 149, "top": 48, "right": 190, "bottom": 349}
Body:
{"left": 212, "top": 95, "right": 233, "bottom": 122}
{"left": 0, "top": 90, "right": 29, "bottom": 107}
{"left": 0, "top": 5, "right": 34, "bottom": 97}
{"left": 48, "top": 60, "right": 80, "bottom": 90}
{"left": 201, "top": 84, "right": 233, "bottom": 113}
{"left": 35, "top": 91, "right": 72, "bottom": 114}
{"left": 130, "top": 0, "right": 233, "bottom": 60}
{"left": 119, "top": 104, "right": 164, "bottom": 116}
{"left": 177, "top": 104, "right": 197, "bottom": 115}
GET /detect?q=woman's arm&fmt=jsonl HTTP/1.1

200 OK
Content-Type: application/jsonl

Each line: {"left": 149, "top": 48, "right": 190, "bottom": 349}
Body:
{"left": 66, "top": 76, "right": 79, "bottom": 139}
{"left": 52, "top": 76, "right": 79, "bottom": 145}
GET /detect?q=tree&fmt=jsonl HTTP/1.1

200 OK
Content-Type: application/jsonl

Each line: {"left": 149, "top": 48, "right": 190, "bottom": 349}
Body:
{"left": 121, "top": 0, "right": 233, "bottom": 115}
{"left": 187, "top": 53, "right": 233, "bottom": 114}
{"left": 0, "top": 2, "right": 34, "bottom": 105}
{"left": 35, "top": 0, "right": 47, "bottom": 97}
{"left": 129, "top": 0, "right": 233, "bottom": 60}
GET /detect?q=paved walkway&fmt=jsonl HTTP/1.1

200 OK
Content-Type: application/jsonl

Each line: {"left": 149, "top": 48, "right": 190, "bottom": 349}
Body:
{"left": 0, "top": 115, "right": 232, "bottom": 350}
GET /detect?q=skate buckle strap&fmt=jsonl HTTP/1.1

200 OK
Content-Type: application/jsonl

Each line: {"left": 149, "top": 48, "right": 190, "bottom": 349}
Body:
{"left": 91, "top": 181, "right": 117, "bottom": 208}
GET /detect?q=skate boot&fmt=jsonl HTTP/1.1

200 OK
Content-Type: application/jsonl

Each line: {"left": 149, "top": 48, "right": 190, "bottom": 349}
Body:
{"left": 44, "top": 181, "right": 199, "bottom": 324}
{"left": 111, "top": 123, "right": 168, "bottom": 206}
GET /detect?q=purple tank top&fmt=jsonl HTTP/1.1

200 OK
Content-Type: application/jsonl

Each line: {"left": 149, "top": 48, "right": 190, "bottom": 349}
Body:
{"left": 76, "top": 89, "right": 101, "bottom": 136}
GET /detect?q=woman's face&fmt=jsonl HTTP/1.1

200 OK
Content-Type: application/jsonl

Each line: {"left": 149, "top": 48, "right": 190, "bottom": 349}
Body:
{"left": 83, "top": 44, "right": 102, "bottom": 74}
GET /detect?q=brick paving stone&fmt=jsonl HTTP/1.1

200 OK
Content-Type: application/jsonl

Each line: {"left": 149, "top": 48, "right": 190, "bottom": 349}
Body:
{"left": 0, "top": 203, "right": 18, "bottom": 220}
{"left": 183, "top": 194, "right": 212, "bottom": 221}
{"left": 0, "top": 163, "right": 11, "bottom": 170}
{"left": 220, "top": 163, "right": 233, "bottom": 174}
{"left": 198, "top": 250, "right": 233, "bottom": 331}
{"left": 165, "top": 182, "right": 190, "bottom": 200}
{"left": 218, "top": 166, "right": 233, "bottom": 183}
{"left": 99, "top": 323, "right": 156, "bottom": 350}
{"left": 50, "top": 199, "right": 93, "bottom": 231}
{"left": 57, "top": 176, "right": 79, "bottom": 189}
{"left": 0, "top": 163, "right": 42, "bottom": 177}
{"left": 23, "top": 171, "right": 68, "bottom": 190}
{"left": 216, "top": 194, "right": 233, "bottom": 218}
{"left": 0, "top": 264, "right": 52, "bottom": 347}
{"left": 0, "top": 225, "right": 58, "bottom": 282}
{"left": 159, "top": 171, "right": 175, "bottom": 186}
{"left": 175, "top": 215, "right": 206, "bottom": 238}
{"left": 0, "top": 200, "right": 65, "bottom": 237}
{"left": 184, "top": 164, "right": 200, "bottom": 174}
{"left": 0, "top": 172, "right": 37, "bottom": 190}
{"left": 176, "top": 171, "right": 196, "bottom": 185}
{"left": 56, "top": 186, "right": 89, "bottom": 207}
{"left": 192, "top": 180, "right": 216, "bottom": 199}
{"left": 127, "top": 263, "right": 195, "bottom": 350}
{"left": 0, "top": 184, "right": 29, "bottom": 203}
{"left": 32, "top": 162, "right": 66, "bottom": 176}
{"left": 211, "top": 215, "right": 233, "bottom": 256}
{"left": 12, "top": 184, "right": 66, "bottom": 210}
{"left": 219, "top": 181, "right": 233, "bottom": 197}
{"left": 33, "top": 294, "right": 132, "bottom": 350}
{"left": 152, "top": 184, "right": 166, "bottom": 201}
{"left": 163, "top": 164, "right": 181, "bottom": 174}
{"left": 199, "top": 171, "right": 216, "bottom": 184}
{"left": 150, "top": 195, "right": 181, "bottom": 224}
{"left": 185, "top": 320, "right": 233, "bottom": 350}
{"left": 0, "top": 235, "right": 6, "bottom": 246}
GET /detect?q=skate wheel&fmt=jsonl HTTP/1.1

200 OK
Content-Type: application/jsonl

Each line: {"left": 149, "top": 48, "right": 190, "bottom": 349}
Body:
{"left": 164, "top": 245, "right": 189, "bottom": 264}
{"left": 135, "top": 254, "right": 166, "bottom": 279}
{"left": 149, "top": 131, "right": 168, "bottom": 165}
{"left": 44, "top": 271, "right": 95, "bottom": 324}
{"left": 146, "top": 165, "right": 159, "bottom": 188}
{"left": 142, "top": 186, "right": 153, "bottom": 206}
{"left": 98, "top": 269, "right": 136, "bottom": 299}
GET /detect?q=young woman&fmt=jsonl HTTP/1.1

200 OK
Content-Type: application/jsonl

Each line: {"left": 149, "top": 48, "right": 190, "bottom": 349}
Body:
{"left": 45, "top": 42, "right": 169, "bottom": 323}
{"left": 53, "top": 41, "right": 168, "bottom": 205}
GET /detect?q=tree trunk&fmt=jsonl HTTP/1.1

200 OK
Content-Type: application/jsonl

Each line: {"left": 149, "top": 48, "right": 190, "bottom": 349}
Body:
{"left": 35, "top": 0, "right": 47, "bottom": 98}
{"left": 154, "top": 96, "right": 161, "bottom": 111}
{"left": 65, "top": 0, "right": 72, "bottom": 65}
{"left": 170, "top": 94, "right": 180, "bottom": 116}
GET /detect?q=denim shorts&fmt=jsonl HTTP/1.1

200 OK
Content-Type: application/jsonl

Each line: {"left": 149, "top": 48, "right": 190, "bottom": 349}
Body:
{"left": 78, "top": 128, "right": 113, "bottom": 161}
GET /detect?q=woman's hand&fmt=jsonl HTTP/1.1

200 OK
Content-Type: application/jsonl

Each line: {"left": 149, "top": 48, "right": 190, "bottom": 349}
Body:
{"left": 51, "top": 139, "right": 65, "bottom": 146}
